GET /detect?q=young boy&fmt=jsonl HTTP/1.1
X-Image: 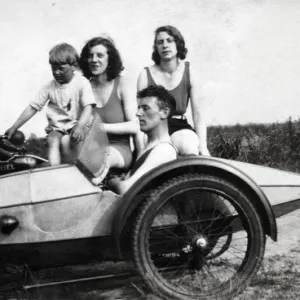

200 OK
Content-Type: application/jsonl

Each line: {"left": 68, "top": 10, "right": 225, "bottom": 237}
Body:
{"left": 6, "top": 43, "right": 96, "bottom": 165}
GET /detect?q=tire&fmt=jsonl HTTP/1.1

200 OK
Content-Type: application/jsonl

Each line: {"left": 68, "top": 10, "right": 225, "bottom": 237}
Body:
{"left": 132, "top": 173, "right": 265, "bottom": 300}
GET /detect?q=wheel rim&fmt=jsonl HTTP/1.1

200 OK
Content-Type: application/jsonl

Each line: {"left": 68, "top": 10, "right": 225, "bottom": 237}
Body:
{"left": 143, "top": 187, "right": 259, "bottom": 298}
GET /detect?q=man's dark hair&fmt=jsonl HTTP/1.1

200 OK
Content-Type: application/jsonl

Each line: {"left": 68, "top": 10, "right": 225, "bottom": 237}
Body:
{"left": 79, "top": 37, "right": 124, "bottom": 81}
{"left": 152, "top": 25, "right": 188, "bottom": 65}
{"left": 137, "top": 85, "right": 176, "bottom": 118}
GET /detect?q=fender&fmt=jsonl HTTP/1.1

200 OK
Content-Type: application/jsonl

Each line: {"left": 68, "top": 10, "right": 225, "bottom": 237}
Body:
{"left": 112, "top": 156, "right": 278, "bottom": 258}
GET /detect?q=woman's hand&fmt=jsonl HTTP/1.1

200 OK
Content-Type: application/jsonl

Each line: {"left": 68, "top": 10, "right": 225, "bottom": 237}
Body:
{"left": 199, "top": 146, "right": 210, "bottom": 156}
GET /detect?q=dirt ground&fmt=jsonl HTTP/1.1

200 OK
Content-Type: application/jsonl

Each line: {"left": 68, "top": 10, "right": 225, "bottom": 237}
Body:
{"left": 2, "top": 209, "right": 300, "bottom": 300}
{"left": 233, "top": 208, "right": 300, "bottom": 300}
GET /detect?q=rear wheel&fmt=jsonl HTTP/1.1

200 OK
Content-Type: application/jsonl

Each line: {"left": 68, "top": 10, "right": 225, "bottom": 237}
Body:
{"left": 132, "top": 173, "right": 265, "bottom": 300}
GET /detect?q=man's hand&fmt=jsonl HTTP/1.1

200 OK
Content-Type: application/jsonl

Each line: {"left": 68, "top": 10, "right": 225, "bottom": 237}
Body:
{"left": 109, "top": 177, "right": 127, "bottom": 195}
{"left": 70, "top": 124, "right": 85, "bottom": 142}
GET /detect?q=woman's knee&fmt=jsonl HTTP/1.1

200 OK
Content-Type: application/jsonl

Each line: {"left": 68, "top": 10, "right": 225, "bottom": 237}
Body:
{"left": 171, "top": 130, "right": 199, "bottom": 155}
{"left": 108, "top": 148, "right": 124, "bottom": 169}
{"left": 108, "top": 146, "right": 131, "bottom": 169}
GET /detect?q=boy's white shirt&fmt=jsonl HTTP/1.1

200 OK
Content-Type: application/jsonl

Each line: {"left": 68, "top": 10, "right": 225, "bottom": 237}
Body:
{"left": 30, "top": 71, "right": 96, "bottom": 132}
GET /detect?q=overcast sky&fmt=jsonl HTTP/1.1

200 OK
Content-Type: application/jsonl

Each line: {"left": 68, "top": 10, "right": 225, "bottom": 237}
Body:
{"left": 1, "top": 0, "right": 300, "bottom": 137}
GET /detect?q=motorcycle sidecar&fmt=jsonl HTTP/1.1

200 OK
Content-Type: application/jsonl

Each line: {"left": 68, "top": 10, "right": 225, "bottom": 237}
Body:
{"left": 0, "top": 113, "right": 279, "bottom": 300}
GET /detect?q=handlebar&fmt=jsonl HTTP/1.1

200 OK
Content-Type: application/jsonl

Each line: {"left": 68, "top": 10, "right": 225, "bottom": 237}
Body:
{"left": 0, "top": 135, "right": 25, "bottom": 151}
{"left": 0, "top": 133, "right": 48, "bottom": 167}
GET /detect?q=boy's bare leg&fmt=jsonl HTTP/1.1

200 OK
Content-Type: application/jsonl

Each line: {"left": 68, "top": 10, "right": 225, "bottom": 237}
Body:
{"left": 61, "top": 134, "right": 73, "bottom": 163}
{"left": 47, "top": 131, "right": 63, "bottom": 166}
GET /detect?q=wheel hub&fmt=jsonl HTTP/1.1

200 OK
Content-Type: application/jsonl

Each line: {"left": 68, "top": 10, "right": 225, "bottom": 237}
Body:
{"left": 182, "top": 235, "right": 209, "bottom": 253}
{"left": 193, "top": 235, "right": 208, "bottom": 250}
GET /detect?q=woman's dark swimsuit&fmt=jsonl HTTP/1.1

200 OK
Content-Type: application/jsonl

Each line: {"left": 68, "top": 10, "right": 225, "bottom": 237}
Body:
{"left": 145, "top": 62, "right": 194, "bottom": 135}
{"left": 95, "top": 76, "right": 132, "bottom": 168}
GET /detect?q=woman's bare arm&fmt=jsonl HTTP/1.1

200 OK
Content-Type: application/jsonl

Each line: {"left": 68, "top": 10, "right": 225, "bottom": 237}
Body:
{"left": 189, "top": 67, "right": 210, "bottom": 156}
{"left": 137, "top": 69, "right": 148, "bottom": 91}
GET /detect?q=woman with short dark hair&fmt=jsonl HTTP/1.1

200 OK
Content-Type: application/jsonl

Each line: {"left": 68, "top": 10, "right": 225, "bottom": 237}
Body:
{"left": 138, "top": 25, "right": 210, "bottom": 156}
{"left": 80, "top": 37, "right": 139, "bottom": 184}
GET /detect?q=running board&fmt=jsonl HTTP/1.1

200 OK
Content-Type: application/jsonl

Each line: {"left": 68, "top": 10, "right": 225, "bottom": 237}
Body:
{"left": 271, "top": 198, "right": 300, "bottom": 218}
{"left": 23, "top": 271, "right": 135, "bottom": 290}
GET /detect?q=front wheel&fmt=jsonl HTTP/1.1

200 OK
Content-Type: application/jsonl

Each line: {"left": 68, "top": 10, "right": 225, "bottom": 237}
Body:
{"left": 132, "top": 173, "right": 265, "bottom": 300}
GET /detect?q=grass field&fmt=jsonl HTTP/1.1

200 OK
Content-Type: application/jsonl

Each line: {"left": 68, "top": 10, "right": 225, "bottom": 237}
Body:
{"left": 208, "top": 118, "right": 300, "bottom": 172}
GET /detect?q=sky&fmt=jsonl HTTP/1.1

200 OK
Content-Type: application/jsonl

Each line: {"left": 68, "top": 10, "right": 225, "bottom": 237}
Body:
{"left": 1, "top": 0, "right": 300, "bottom": 137}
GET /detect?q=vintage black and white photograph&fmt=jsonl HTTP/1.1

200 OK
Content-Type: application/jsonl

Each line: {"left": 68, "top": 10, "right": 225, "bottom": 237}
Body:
{"left": 1, "top": 0, "right": 300, "bottom": 299}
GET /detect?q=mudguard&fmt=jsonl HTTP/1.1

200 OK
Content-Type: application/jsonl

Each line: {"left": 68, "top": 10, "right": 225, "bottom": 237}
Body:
{"left": 112, "top": 156, "right": 278, "bottom": 258}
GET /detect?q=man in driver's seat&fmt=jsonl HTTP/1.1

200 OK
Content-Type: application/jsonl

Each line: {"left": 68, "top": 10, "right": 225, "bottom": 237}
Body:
{"left": 109, "top": 85, "right": 178, "bottom": 195}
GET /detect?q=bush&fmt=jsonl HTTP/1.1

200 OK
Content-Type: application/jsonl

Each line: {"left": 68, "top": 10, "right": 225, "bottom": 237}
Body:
{"left": 208, "top": 118, "right": 300, "bottom": 172}
{"left": 26, "top": 137, "right": 47, "bottom": 159}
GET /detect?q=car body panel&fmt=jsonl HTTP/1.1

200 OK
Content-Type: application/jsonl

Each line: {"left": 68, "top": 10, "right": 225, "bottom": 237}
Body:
{"left": 30, "top": 165, "right": 99, "bottom": 203}
{"left": 0, "top": 171, "right": 31, "bottom": 207}
{"left": 0, "top": 236, "right": 115, "bottom": 268}
{"left": 222, "top": 158, "right": 300, "bottom": 206}
{"left": 0, "top": 168, "right": 121, "bottom": 244}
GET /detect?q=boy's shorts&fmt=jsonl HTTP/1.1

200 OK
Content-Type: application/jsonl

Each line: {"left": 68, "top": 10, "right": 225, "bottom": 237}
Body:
{"left": 45, "top": 127, "right": 72, "bottom": 135}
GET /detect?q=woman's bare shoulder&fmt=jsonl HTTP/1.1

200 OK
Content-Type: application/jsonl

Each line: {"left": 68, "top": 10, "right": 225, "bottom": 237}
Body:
{"left": 118, "top": 73, "right": 135, "bottom": 88}
{"left": 117, "top": 74, "right": 136, "bottom": 101}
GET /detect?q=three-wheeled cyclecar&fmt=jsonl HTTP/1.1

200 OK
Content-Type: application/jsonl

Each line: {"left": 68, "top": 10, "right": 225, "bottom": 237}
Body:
{"left": 2, "top": 113, "right": 300, "bottom": 299}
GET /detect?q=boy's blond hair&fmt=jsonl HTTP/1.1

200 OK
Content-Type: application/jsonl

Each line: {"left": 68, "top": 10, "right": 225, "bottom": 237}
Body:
{"left": 49, "top": 43, "right": 79, "bottom": 66}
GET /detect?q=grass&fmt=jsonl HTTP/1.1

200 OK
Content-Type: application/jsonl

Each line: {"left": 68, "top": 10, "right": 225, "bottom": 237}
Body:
{"left": 208, "top": 117, "right": 300, "bottom": 172}
{"left": 234, "top": 251, "right": 300, "bottom": 300}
